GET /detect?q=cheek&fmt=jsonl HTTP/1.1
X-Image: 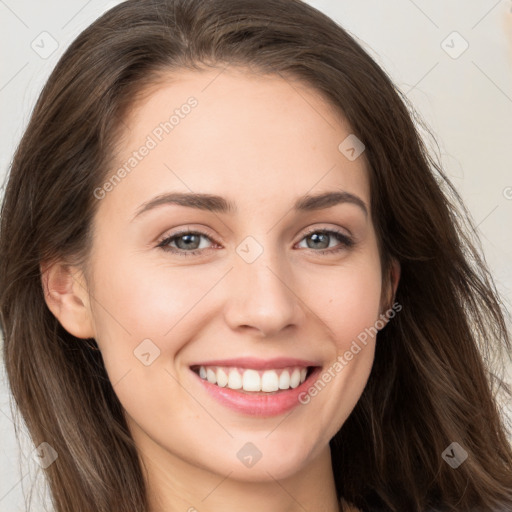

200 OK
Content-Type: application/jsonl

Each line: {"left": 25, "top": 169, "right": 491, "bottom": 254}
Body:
{"left": 296, "top": 250, "right": 382, "bottom": 432}
{"left": 313, "top": 251, "right": 383, "bottom": 350}
{"left": 87, "top": 251, "right": 198, "bottom": 428}
{"left": 90, "top": 249, "right": 207, "bottom": 347}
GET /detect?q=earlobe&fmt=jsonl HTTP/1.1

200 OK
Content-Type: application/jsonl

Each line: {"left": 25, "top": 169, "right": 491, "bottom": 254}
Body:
{"left": 40, "top": 261, "right": 96, "bottom": 339}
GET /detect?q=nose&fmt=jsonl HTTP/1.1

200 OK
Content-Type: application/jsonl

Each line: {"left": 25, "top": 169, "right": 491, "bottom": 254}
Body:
{"left": 223, "top": 248, "right": 303, "bottom": 337}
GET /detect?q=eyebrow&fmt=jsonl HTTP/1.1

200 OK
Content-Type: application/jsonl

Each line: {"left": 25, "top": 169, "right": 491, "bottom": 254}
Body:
{"left": 131, "top": 190, "right": 368, "bottom": 221}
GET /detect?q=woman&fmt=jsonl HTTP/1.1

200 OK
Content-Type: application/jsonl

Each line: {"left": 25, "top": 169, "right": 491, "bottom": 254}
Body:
{"left": 1, "top": 1, "right": 511, "bottom": 511}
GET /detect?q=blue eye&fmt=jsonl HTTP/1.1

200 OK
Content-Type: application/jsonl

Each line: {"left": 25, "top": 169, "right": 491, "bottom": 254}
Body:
{"left": 298, "top": 228, "right": 354, "bottom": 254}
{"left": 156, "top": 228, "right": 354, "bottom": 257}
{"left": 157, "top": 230, "right": 213, "bottom": 256}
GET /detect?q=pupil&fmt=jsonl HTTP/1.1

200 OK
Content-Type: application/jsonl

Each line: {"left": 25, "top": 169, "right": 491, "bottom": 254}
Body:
{"left": 178, "top": 234, "right": 199, "bottom": 250}
{"left": 309, "top": 233, "right": 328, "bottom": 249}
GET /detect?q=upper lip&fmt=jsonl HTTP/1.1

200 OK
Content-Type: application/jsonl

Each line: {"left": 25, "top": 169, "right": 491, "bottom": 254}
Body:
{"left": 189, "top": 357, "right": 320, "bottom": 370}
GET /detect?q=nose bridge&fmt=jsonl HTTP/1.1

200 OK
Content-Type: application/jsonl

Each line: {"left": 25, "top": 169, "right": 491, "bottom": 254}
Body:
{"left": 223, "top": 234, "right": 301, "bottom": 336}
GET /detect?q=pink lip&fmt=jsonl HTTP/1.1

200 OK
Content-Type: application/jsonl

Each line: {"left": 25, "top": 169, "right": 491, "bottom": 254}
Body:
{"left": 190, "top": 365, "right": 323, "bottom": 417}
{"left": 189, "top": 356, "right": 318, "bottom": 370}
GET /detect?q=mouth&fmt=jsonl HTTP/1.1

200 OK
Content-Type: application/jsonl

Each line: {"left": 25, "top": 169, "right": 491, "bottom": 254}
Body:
{"left": 188, "top": 360, "right": 323, "bottom": 416}
{"left": 190, "top": 364, "right": 317, "bottom": 394}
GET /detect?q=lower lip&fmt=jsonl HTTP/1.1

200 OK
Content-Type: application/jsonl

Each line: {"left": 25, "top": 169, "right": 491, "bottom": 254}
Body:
{"left": 191, "top": 367, "right": 322, "bottom": 417}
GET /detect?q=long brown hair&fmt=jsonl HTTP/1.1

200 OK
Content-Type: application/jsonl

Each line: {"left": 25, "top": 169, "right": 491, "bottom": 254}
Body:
{"left": 1, "top": 1, "right": 511, "bottom": 511}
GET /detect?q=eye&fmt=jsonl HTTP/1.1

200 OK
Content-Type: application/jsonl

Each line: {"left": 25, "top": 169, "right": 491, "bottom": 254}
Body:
{"left": 296, "top": 228, "right": 354, "bottom": 255}
{"left": 156, "top": 227, "right": 355, "bottom": 256}
{"left": 157, "top": 229, "right": 216, "bottom": 256}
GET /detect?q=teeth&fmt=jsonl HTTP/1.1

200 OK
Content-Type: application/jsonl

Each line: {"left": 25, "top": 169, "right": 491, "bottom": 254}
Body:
{"left": 290, "top": 368, "right": 301, "bottom": 388}
{"left": 278, "top": 370, "right": 290, "bottom": 389}
{"left": 206, "top": 368, "right": 216, "bottom": 384}
{"left": 228, "top": 368, "right": 242, "bottom": 389}
{"left": 261, "top": 370, "right": 279, "bottom": 392}
{"left": 196, "top": 365, "right": 310, "bottom": 392}
{"left": 242, "top": 369, "right": 260, "bottom": 391}
{"left": 216, "top": 368, "right": 228, "bottom": 387}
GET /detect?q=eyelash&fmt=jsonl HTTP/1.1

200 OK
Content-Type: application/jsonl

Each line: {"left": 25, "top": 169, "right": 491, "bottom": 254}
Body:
{"left": 156, "top": 227, "right": 355, "bottom": 257}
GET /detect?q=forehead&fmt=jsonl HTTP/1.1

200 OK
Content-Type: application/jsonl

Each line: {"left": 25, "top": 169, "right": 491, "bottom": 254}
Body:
{"left": 101, "top": 66, "right": 370, "bottom": 221}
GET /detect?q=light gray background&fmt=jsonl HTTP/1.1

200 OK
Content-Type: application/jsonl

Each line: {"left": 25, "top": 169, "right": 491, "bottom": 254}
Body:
{"left": 1, "top": 1, "right": 511, "bottom": 510}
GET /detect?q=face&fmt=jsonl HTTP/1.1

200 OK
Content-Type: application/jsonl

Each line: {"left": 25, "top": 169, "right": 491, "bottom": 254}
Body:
{"left": 76, "top": 67, "right": 396, "bottom": 484}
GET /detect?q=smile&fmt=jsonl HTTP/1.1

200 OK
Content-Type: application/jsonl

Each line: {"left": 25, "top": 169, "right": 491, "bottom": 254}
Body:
{"left": 191, "top": 365, "right": 311, "bottom": 393}
{"left": 189, "top": 358, "right": 323, "bottom": 416}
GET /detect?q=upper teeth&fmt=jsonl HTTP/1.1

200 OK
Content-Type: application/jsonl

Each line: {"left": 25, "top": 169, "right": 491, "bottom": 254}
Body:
{"left": 197, "top": 366, "right": 308, "bottom": 392}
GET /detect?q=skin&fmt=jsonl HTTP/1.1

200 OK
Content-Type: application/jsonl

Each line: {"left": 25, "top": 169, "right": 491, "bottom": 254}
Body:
{"left": 42, "top": 66, "right": 400, "bottom": 512}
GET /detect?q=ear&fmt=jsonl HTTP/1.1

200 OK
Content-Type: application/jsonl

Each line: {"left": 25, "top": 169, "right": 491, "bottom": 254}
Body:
{"left": 378, "top": 258, "right": 401, "bottom": 327}
{"left": 388, "top": 258, "right": 401, "bottom": 306}
{"left": 40, "top": 260, "right": 96, "bottom": 339}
